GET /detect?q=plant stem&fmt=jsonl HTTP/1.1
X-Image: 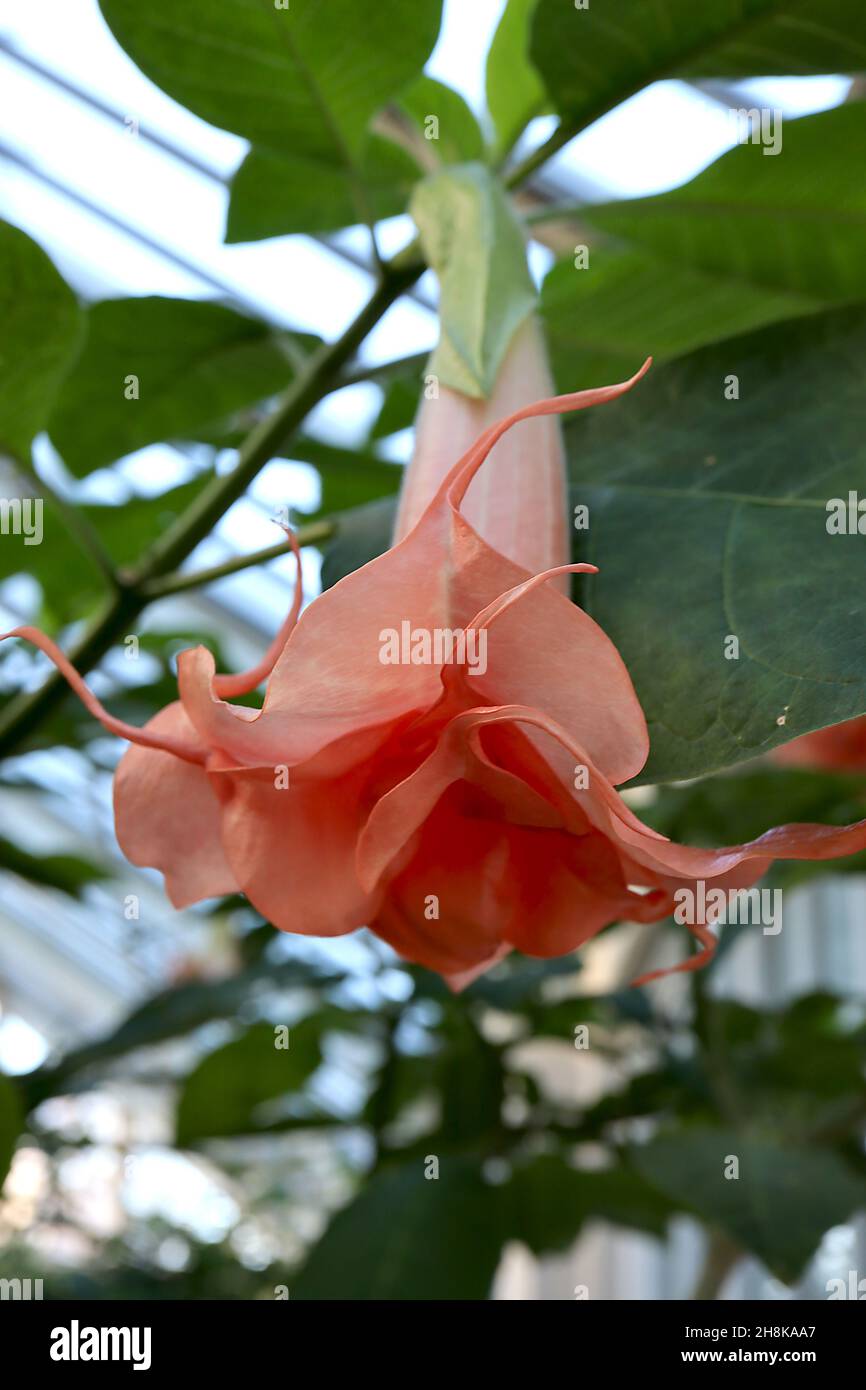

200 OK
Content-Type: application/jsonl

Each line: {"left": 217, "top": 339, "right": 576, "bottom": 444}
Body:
{"left": 504, "top": 121, "right": 580, "bottom": 189}
{"left": 139, "top": 519, "right": 336, "bottom": 600}
{"left": 127, "top": 258, "right": 421, "bottom": 584}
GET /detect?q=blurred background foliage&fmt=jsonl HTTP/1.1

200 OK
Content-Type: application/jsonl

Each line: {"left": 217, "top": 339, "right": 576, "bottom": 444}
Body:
{"left": 0, "top": 0, "right": 865, "bottom": 1299}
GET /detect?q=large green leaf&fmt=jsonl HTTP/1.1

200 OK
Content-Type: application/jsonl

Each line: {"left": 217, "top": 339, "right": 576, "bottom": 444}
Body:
{"left": 566, "top": 306, "right": 866, "bottom": 784}
{"left": 541, "top": 246, "right": 812, "bottom": 392}
{"left": 100, "top": 0, "right": 442, "bottom": 234}
{"left": 411, "top": 164, "right": 536, "bottom": 397}
{"left": 586, "top": 106, "right": 866, "bottom": 306}
{"left": 633, "top": 1127, "right": 866, "bottom": 1283}
{"left": 531, "top": 0, "right": 866, "bottom": 132}
{"left": 227, "top": 136, "right": 420, "bottom": 241}
{"left": 47, "top": 297, "right": 304, "bottom": 476}
{"left": 292, "top": 1159, "right": 503, "bottom": 1299}
{"left": 0, "top": 221, "right": 83, "bottom": 461}
{"left": 486, "top": 0, "right": 548, "bottom": 157}
{"left": 176, "top": 1018, "right": 323, "bottom": 1146}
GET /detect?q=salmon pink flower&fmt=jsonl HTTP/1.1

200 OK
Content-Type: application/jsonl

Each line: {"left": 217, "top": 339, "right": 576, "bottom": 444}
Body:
{"left": 5, "top": 326, "right": 866, "bottom": 989}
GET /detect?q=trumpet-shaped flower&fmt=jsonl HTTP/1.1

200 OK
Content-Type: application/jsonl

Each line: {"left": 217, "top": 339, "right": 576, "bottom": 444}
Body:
{"left": 6, "top": 323, "right": 866, "bottom": 988}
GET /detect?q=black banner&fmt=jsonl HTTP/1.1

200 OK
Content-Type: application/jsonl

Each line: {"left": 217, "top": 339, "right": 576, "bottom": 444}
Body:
{"left": 1, "top": 1295, "right": 863, "bottom": 1375}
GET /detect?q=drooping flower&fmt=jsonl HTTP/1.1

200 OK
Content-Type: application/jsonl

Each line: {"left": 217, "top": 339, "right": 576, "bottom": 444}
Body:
{"left": 6, "top": 327, "right": 866, "bottom": 988}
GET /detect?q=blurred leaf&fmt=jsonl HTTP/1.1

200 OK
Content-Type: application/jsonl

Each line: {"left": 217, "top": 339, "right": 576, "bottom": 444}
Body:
{"left": 526, "top": 989, "right": 653, "bottom": 1040}
{"left": 437, "top": 1015, "right": 504, "bottom": 1143}
{"left": 48, "top": 297, "right": 304, "bottom": 475}
{"left": 695, "top": 994, "right": 866, "bottom": 1131}
{"left": 177, "top": 1018, "right": 322, "bottom": 1146}
{"left": 228, "top": 135, "right": 421, "bottom": 241}
{"left": 368, "top": 370, "right": 423, "bottom": 442}
{"left": 293, "top": 439, "right": 403, "bottom": 519}
{"left": 633, "top": 1127, "right": 866, "bottom": 1282}
{"left": 22, "top": 958, "right": 337, "bottom": 1110}
{"left": 541, "top": 247, "right": 812, "bottom": 392}
{"left": 0, "top": 219, "right": 83, "bottom": 460}
{"left": 531, "top": 0, "right": 866, "bottom": 132}
{"left": 0, "top": 1075, "right": 22, "bottom": 1190}
{"left": 411, "top": 163, "right": 536, "bottom": 396}
{"left": 399, "top": 76, "right": 486, "bottom": 166}
{"left": 577, "top": 1058, "right": 714, "bottom": 1137}
{"left": 587, "top": 106, "right": 866, "bottom": 307}
{"left": 486, "top": 0, "right": 548, "bottom": 157}
{"left": 319, "top": 495, "right": 397, "bottom": 590}
{"left": 0, "top": 834, "right": 109, "bottom": 898}
{"left": 504, "top": 1155, "right": 675, "bottom": 1253}
{"left": 466, "top": 954, "right": 582, "bottom": 1009}
{"left": 292, "top": 1159, "right": 502, "bottom": 1299}
{"left": 0, "top": 479, "right": 208, "bottom": 627}
{"left": 362, "top": 1051, "right": 438, "bottom": 1131}
{"left": 567, "top": 306, "right": 866, "bottom": 784}
{"left": 100, "top": 0, "right": 442, "bottom": 234}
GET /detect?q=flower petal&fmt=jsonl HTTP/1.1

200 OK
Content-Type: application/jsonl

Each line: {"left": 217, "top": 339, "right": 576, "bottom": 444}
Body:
{"left": 212, "top": 759, "right": 379, "bottom": 937}
{"left": 113, "top": 702, "right": 236, "bottom": 907}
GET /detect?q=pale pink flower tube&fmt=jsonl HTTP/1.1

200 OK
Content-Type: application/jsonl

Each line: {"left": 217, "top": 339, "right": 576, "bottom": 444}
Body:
{"left": 394, "top": 317, "right": 570, "bottom": 585}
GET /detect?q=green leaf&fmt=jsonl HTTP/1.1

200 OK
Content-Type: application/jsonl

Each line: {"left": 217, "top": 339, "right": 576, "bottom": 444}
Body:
{"left": 633, "top": 1127, "right": 866, "bottom": 1282}
{"left": 319, "top": 495, "right": 397, "bottom": 590}
{"left": 176, "top": 1018, "right": 322, "bottom": 1146}
{"left": 369, "top": 375, "right": 421, "bottom": 442}
{"left": 100, "top": 0, "right": 443, "bottom": 233}
{"left": 22, "top": 958, "right": 334, "bottom": 1110}
{"left": 586, "top": 106, "right": 866, "bottom": 307}
{"left": 227, "top": 135, "right": 420, "bottom": 241}
{"left": 292, "top": 1159, "right": 503, "bottom": 1299}
{"left": 531, "top": 0, "right": 866, "bottom": 133}
{"left": 0, "top": 220, "right": 83, "bottom": 460}
{"left": 566, "top": 306, "right": 866, "bottom": 784}
{"left": 399, "top": 76, "right": 486, "bottom": 167}
{"left": 486, "top": 0, "right": 548, "bottom": 157}
{"left": 0, "top": 1074, "right": 23, "bottom": 1190}
{"left": 411, "top": 164, "right": 536, "bottom": 397}
{"left": 505, "top": 1155, "right": 675, "bottom": 1253}
{"left": 293, "top": 439, "right": 403, "bottom": 519}
{"left": 47, "top": 297, "right": 304, "bottom": 476}
{"left": 0, "top": 478, "right": 208, "bottom": 626}
{"left": 0, "top": 834, "right": 109, "bottom": 899}
{"left": 89, "top": 478, "right": 208, "bottom": 567}
{"left": 541, "top": 246, "right": 814, "bottom": 392}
